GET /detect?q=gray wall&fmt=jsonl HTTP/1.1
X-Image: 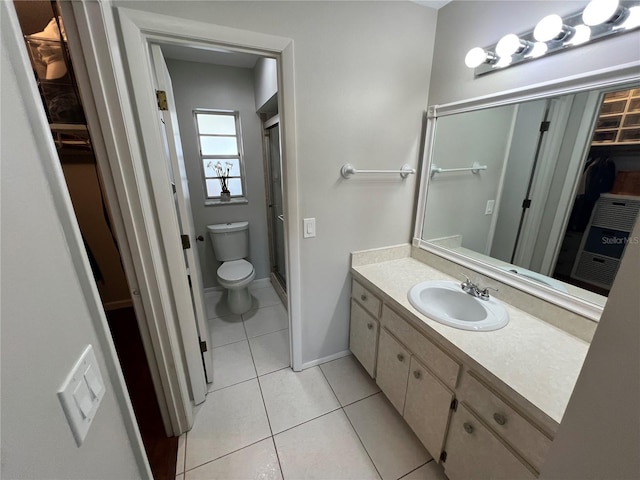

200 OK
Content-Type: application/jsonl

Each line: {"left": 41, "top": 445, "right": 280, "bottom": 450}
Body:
{"left": 166, "top": 59, "right": 271, "bottom": 289}
{"left": 254, "top": 57, "right": 278, "bottom": 112}
{"left": 1, "top": 17, "right": 144, "bottom": 479}
{"left": 429, "top": 1, "right": 640, "bottom": 106}
{"left": 117, "top": 1, "right": 438, "bottom": 365}
{"left": 423, "top": 104, "right": 515, "bottom": 253}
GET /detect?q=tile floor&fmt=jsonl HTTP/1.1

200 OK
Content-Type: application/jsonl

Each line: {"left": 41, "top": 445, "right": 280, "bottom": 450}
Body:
{"left": 174, "top": 283, "right": 448, "bottom": 480}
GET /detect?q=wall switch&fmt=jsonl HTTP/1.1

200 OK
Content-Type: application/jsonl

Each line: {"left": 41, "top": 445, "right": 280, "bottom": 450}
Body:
{"left": 303, "top": 218, "right": 316, "bottom": 238}
{"left": 485, "top": 200, "right": 495, "bottom": 215}
{"left": 57, "top": 345, "right": 106, "bottom": 446}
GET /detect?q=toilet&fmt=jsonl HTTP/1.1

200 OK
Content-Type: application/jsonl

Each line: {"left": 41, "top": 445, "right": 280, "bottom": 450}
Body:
{"left": 207, "top": 221, "right": 256, "bottom": 315}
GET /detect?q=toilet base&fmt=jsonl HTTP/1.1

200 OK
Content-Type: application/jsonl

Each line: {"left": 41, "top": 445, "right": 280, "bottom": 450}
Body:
{"left": 226, "top": 286, "right": 253, "bottom": 315}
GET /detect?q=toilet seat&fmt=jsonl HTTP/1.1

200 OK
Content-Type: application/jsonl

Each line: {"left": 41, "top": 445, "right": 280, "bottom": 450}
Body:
{"left": 217, "top": 259, "right": 254, "bottom": 285}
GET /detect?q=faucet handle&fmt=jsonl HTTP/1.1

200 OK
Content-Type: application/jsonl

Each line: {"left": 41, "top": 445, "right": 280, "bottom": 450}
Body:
{"left": 478, "top": 285, "right": 498, "bottom": 300}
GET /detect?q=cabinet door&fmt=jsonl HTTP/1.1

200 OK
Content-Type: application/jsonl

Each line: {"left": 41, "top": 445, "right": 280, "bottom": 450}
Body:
{"left": 443, "top": 403, "right": 535, "bottom": 480}
{"left": 349, "top": 300, "right": 379, "bottom": 377}
{"left": 404, "top": 357, "right": 454, "bottom": 460}
{"left": 376, "top": 329, "right": 410, "bottom": 414}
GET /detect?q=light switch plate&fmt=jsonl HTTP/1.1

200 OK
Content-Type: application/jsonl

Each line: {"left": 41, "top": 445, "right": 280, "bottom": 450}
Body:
{"left": 57, "top": 345, "right": 106, "bottom": 446}
{"left": 485, "top": 199, "right": 495, "bottom": 215}
{"left": 303, "top": 218, "right": 316, "bottom": 238}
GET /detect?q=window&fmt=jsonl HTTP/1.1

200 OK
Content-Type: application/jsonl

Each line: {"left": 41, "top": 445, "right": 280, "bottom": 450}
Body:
{"left": 195, "top": 110, "right": 246, "bottom": 202}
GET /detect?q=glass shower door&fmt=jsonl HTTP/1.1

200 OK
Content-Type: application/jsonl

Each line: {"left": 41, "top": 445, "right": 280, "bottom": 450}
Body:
{"left": 266, "top": 121, "right": 287, "bottom": 290}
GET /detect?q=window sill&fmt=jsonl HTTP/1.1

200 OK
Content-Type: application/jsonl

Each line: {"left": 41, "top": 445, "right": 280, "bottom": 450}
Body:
{"left": 205, "top": 197, "right": 249, "bottom": 207}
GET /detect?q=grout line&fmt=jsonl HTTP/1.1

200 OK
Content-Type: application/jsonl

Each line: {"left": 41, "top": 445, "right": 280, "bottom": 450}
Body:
{"left": 270, "top": 432, "right": 285, "bottom": 480}
{"left": 257, "top": 365, "right": 291, "bottom": 378}
{"left": 207, "top": 376, "right": 258, "bottom": 395}
{"left": 271, "top": 406, "right": 343, "bottom": 437}
{"left": 317, "top": 365, "right": 383, "bottom": 480}
{"left": 397, "top": 460, "right": 433, "bottom": 480}
{"left": 245, "top": 326, "right": 289, "bottom": 341}
{"left": 340, "top": 390, "right": 382, "bottom": 408}
{"left": 183, "top": 435, "right": 273, "bottom": 474}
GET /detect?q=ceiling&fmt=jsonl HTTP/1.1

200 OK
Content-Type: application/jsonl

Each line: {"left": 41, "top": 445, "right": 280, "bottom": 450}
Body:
{"left": 161, "top": 44, "right": 261, "bottom": 69}
{"left": 413, "top": 0, "right": 452, "bottom": 9}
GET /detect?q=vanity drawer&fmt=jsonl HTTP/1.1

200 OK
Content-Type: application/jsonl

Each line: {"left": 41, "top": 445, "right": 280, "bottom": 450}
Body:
{"left": 352, "top": 280, "right": 381, "bottom": 318}
{"left": 443, "top": 402, "right": 536, "bottom": 480}
{"left": 459, "top": 372, "right": 552, "bottom": 473}
{"left": 381, "top": 305, "right": 460, "bottom": 390}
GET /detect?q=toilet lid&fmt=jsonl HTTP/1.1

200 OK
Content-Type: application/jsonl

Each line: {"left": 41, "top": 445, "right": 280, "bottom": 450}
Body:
{"left": 217, "top": 259, "right": 254, "bottom": 282}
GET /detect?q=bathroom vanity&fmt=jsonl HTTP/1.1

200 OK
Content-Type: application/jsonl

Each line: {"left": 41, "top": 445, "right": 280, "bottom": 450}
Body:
{"left": 349, "top": 245, "right": 590, "bottom": 479}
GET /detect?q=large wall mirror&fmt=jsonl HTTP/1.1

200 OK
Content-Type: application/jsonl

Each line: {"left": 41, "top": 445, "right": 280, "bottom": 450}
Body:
{"left": 417, "top": 77, "right": 640, "bottom": 318}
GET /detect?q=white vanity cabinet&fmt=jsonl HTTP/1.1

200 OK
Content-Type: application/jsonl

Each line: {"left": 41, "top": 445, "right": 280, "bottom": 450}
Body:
{"left": 349, "top": 280, "right": 381, "bottom": 377}
{"left": 349, "top": 276, "right": 556, "bottom": 478}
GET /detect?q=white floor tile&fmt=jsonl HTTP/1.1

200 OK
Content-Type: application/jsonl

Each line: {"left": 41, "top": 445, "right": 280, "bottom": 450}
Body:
{"left": 176, "top": 433, "right": 186, "bottom": 475}
{"left": 259, "top": 367, "right": 340, "bottom": 434}
{"left": 345, "top": 393, "right": 431, "bottom": 480}
{"left": 209, "top": 314, "right": 246, "bottom": 348}
{"left": 249, "top": 329, "right": 290, "bottom": 376}
{"left": 185, "top": 438, "right": 282, "bottom": 480}
{"left": 320, "top": 354, "right": 380, "bottom": 406}
{"left": 400, "top": 461, "right": 448, "bottom": 480}
{"left": 209, "top": 340, "right": 256, "bottom": 392}
{"left": 251, "top": 286, "right": 283, "bottom": 309}
{"left": 274, "top": 409, "right": 380, "bottom": 480}
{"left": 205, "top": 290, "right": 232, "bottom": 319}
{"left": 243, "top": 303, "right": 288, "bottom": 338}
{"left": 176, "top": 474, "right": 184, "bottom": 480}
{"left": 185, "top": 379, "right": 271, "bottom": 471}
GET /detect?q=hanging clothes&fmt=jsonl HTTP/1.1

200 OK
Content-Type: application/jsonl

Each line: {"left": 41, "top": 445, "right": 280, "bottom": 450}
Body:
{"left": 569, "top": 156, "right": 616, "bottom": 231}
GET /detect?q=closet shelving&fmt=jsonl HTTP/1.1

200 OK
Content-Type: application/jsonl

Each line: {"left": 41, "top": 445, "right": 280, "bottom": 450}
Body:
{"left": 591, "top": 88, "right": 640, "bottom": 145}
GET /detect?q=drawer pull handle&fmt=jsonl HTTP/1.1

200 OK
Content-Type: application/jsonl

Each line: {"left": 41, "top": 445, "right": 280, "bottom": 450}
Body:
{"left": 493, "top": 413, "right": 507, "bottom": 425}
{"left": 413, "top": 370, "right": 421, "bottom": 379}
{"left": 367, "top": 322, "right": 374, "bottom": 330}
{"left": 397, "top": 353, "right": 405, "bottom": 362}
{"left": 463, "top": 422, "right": 474, "bottom": 434}
{"left": 360, "top": 294, "right": 368, "bottom": 301}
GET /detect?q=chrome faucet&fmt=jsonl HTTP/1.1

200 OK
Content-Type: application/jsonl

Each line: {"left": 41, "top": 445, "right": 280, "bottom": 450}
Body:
{"left": 460, "top": 275, "right": 496, "bottom": 301}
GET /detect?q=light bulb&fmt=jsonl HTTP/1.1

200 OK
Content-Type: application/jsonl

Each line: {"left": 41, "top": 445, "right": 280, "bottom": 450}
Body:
{"left": 534, "top": 14, "right": 575, "bottom": 42}
{"left": 568, "top": 24, "right": 592, "bottom": 45}
{"left": 496, "top": 34, "right": 530, "bottom": 57}
{"left": 619, "top": 6, "right": 640, "bottom": 29}
{"left": 465, "top": 47, "right": 496, "bottom": 68}
{"left": 583, "top": 0, "right": 622, "bottom": 26}
{"left": 526, "top": 42, "right": 548, "bottom": 58}
{"left": 534, "top": 14, "right": 563, "bottom": 41}
{"left": 494, "top": 56, "right": 512, "bottom": 69}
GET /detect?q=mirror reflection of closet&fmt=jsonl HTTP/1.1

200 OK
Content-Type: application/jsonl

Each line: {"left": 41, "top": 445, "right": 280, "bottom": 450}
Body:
{"left": 554, "top": 87, "right": 640, "bottom": 295}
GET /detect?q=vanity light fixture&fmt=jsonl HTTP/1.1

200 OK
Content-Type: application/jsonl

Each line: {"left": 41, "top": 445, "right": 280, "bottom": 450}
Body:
{"left": 465, "top": 0, "right": 639, "bottom": 76}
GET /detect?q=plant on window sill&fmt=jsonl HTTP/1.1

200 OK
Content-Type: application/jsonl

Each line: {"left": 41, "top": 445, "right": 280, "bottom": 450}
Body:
{"left": 212, "top": 160, "right": 232, "bottom": 202}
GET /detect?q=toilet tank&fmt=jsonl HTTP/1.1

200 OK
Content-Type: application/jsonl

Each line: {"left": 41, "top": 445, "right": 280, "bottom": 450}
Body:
{"left": 207, "top": 222, "right": 250, "bottom": 261}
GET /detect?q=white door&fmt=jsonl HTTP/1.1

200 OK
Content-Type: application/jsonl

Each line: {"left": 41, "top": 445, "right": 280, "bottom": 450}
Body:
{"left": 150, "top": 44, "right": 214, "bottom": 386}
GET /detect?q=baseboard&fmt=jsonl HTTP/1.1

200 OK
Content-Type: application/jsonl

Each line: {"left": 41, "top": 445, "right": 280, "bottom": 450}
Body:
{"left": 301, "top": 349, "right": 352, "bottom": 370}
{"left": 204, "top": 277, "right": 272, "bottom": 295}
{"left": 103, "top": 299, "right": 134, "bottom": 311}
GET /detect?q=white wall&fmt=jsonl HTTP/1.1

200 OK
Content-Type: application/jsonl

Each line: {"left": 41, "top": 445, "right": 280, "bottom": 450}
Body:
{"left": 115, "top": 0, "right": 438, "bottom": 365}
{"left": 165, "top": 59, "right": 270, "bottom": 289}
{"left": 429, "top": 1, "right": 640, "bottom": 106}
{"left": 0, "top": 8, "right": 146, "bottom": 478}
{"left": 423, "top": 104, "right": 515, "bottom": 253}
{"left": 254, "top": 57, "right": 278, "bottom": 113}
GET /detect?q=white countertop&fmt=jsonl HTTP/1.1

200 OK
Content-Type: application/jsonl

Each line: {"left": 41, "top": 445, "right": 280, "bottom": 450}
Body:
{"left": 352, "top": 256, "right": 590, "bottom": 425}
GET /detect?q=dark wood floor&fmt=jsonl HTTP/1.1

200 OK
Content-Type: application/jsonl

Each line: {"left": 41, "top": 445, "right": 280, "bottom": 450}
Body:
{"left": 106, "top": 307, "right": 178, "bottom": 480}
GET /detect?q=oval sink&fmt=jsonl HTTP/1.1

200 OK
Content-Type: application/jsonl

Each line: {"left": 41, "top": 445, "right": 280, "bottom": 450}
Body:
{"left": 408, "top": 280, "right": 509, "bottom": 331}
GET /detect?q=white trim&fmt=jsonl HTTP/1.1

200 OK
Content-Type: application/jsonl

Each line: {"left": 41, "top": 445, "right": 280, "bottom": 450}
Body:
{"left": 67, "top": 1, "right": 194, "bottom": 435}
{"left": 1, "top": 2, "right": 152, "bottom": 477}
{"left": 264, "top": 114, "right": 280, "bottom": 129}
{"left": 414, "top": 63, "right": 640, "bottom": 322}
{"left": 540, "top": 91, "right": 603, "bottom": 274}
{"left": 301, "top": 349, "right": 352, "bottom": 370}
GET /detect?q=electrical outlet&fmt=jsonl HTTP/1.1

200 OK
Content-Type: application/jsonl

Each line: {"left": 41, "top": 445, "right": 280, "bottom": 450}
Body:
{"left": 485, "top": 200, "right": 495, "bottom": 215}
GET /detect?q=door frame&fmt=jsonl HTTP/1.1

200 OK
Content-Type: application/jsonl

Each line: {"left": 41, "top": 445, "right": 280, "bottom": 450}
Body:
{"left": 68, "top": 2, "right": 303, "bottom": 430}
